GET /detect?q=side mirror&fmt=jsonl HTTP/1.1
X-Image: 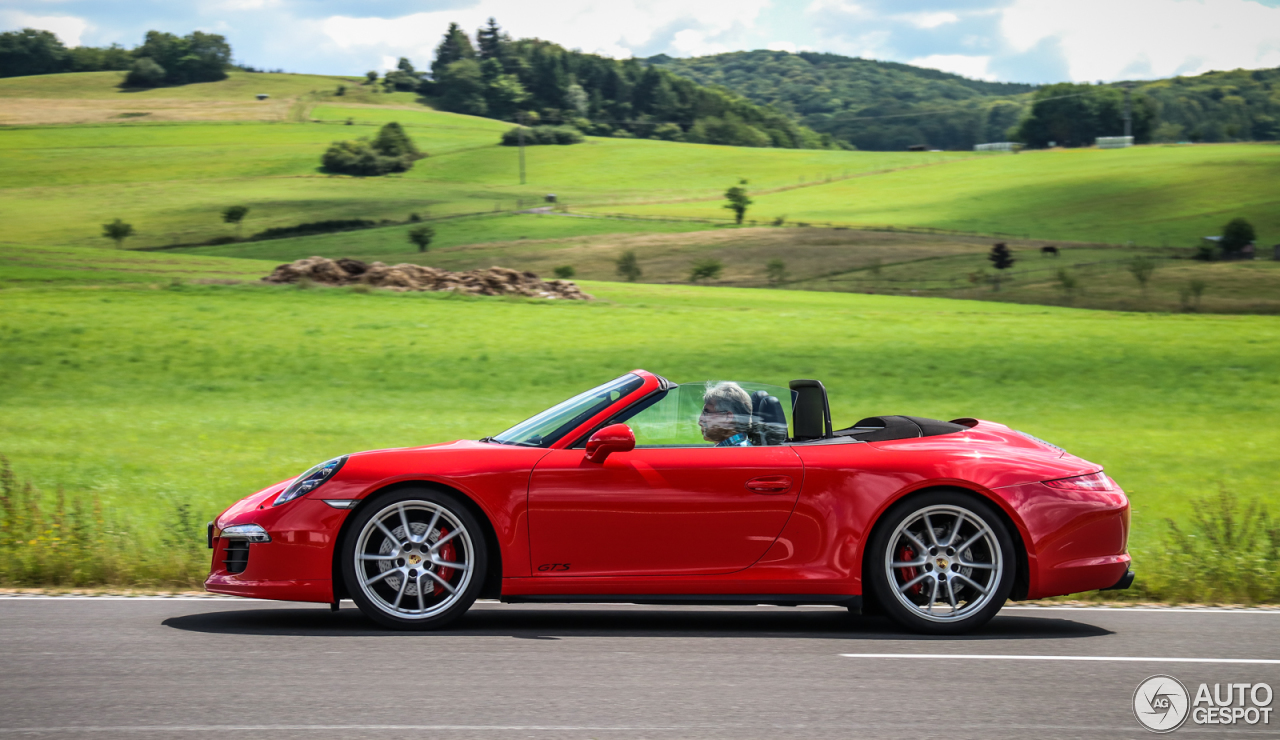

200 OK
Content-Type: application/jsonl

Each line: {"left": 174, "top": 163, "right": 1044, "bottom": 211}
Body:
{"left": 584, "top": 424, "right": 635, "bottom": 463}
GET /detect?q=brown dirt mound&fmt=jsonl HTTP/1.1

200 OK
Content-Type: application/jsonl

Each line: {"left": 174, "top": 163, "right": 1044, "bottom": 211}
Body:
{"left": 262, "top": 256, "right": 592, "bottom": 300}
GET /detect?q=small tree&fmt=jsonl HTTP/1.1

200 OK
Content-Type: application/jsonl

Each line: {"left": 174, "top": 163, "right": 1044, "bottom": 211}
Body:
{"left": 1128, "top": 257, "right": 1157, "bottom": 296}
{"left": 689, "top": 258, "right": 723, "bottom": 283}
{"left": 408, "top": 225, "right": 435, "bottom": 252}
{"left": 102, "top": 218, "right": 134, "bottom": 249}
{"left": 1054, "top": 267, "right": 1079, "bottom": 304}
{"left": 772, "top": 215, "right": 786, "bottom": 227}
{"left": 221, "top": 205, "right": 249, "bottom": 237}
{"left": 615, "top": 250, "right": 642, "bottom": 282}
{"left": 765, "top": 258, "right": 787, "bottom": 287}
{"left": 553, "top": 266, "right": 575, "bottom": 279}
{"left": 988, "top": 242, "right": 1015, "bottom": 291}
{"left": 1188, "top": 278, "right": 1208, "bottom": 310}
{"left": 365, "top": 70, "right": 378, "bottom": 84}
{"left": 335, "top": 85, "right": 346, "bottom": 96}
{"left": 1220, "top": 217, "right": 1256, "bottom": 257}
{"left": 724, "top": 183, "right": 752, "bottom": 225}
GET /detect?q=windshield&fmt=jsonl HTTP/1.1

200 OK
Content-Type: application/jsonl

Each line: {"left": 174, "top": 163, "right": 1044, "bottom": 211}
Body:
{"left": 492, "top": 374, "right": 645, "bottom": 447}
{"left": 594, "top": 380, "right": 794, "bottom": 447}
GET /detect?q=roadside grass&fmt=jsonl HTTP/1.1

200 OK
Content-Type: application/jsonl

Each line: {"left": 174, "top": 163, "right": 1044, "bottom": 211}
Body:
{"left": 0, "top": 279, "right": 1277, "bottom": 593}
{"left": 578, "top": 143, "right": 1280, "bottom": 248}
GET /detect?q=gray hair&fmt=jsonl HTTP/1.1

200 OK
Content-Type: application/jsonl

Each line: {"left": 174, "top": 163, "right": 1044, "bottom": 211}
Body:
{"left": 704, "top": 381, "right": 752, "bottom": 433}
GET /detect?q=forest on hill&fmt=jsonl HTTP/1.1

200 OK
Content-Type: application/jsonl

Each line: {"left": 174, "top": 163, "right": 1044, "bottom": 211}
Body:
{"left": 416, "top": 20, "right": 837, "bottom": 150}
{"left": 649, "top": 50, "right": 1280, "bottom": 151}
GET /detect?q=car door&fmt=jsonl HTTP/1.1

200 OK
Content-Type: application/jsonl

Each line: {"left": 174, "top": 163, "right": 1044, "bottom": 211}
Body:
{"left": 527, "top": 381, "right": 802, "bottom": 577}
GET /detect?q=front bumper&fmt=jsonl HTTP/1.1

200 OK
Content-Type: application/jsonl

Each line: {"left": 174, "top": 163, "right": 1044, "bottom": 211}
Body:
{"left": 204, "top": 496, "right": 352, "bottom": 604}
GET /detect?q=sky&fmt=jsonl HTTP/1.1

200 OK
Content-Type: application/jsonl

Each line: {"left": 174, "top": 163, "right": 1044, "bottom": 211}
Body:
{"left": 2, "top": 0, "right": 1279, "bottom": 84}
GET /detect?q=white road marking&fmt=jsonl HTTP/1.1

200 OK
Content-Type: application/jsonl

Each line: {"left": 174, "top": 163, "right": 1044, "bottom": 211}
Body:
{"left": 841, "top": 653, "right": 1280, "bottom": 665}
{"left": 0, "top": 725, "right": 687, "bottom": 734}
{"left": 1003, "top": 606, "right": 1280, "bottom": 614}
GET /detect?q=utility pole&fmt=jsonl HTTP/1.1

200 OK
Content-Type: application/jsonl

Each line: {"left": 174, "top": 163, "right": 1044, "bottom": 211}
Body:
{"left": 517, "top": 111, "right": 526, "bottom": 185}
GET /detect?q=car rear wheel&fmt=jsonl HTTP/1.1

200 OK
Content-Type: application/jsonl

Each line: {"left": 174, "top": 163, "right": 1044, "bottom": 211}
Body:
{"left": 867, "top": 490, "right": 1015, "bottom": 635}
{"left": 340, "top": 487, "right": 486, "bottom": 630}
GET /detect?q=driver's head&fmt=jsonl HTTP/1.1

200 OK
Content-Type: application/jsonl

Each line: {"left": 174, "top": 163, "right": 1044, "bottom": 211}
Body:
{"left": 699, "top": 381, "right": 752, "bottom": 442}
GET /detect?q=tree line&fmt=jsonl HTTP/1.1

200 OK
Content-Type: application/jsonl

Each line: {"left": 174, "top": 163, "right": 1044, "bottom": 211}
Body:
{"left": 0, "top": 28, "right": 231, "bottom": 87}
{"left": 392, "top": 19, "right": 838, "bottom": 150}
{"left": 649, "top": 49, "right": 1280, "bottom": 150}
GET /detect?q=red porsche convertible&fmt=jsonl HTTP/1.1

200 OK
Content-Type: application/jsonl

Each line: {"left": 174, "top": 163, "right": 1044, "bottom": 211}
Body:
{"left": 206, "top": 370, "right": 1132, "bottom": 634}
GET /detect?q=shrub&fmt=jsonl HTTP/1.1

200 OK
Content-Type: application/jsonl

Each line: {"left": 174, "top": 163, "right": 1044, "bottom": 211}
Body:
{"left": 335, "top": 85, "right": 346, "bottom": 96}
{"left": 102, "top": 218, "right": 134, "bottom": 248}
{"left": 321, "top": 122, "right": 425, "bottom": 176}
{"left": 500, "top": 125, "right": 584, "bottom": 146}
{"left": 765, "top": 258, "right": 787, "bottom": 287}
{"left": 1127, "top": 257, "right": 1157, "bottom": 295}
{"left": 553, "top": 266, "right": 576, "bottom": 279}
{"left": 689, "top": 258, "right": 724, "bottom": 283}
{"left": 653, "top": 123, "right": 684, "bottom": 142}
{"left": 408, "top": 225, "right": 435, "bottom": 253}
{"left": 615, "top": 250, "right": 642, "bottom": 282}
{"left": 1220, "top": 217, "right": 1256, "bottom": 256}
{"left": 124, "top": 58, "right": 166, "bottom": 87}
{"left": 1139, "top": 489, "right": 1280, "bottom": 604}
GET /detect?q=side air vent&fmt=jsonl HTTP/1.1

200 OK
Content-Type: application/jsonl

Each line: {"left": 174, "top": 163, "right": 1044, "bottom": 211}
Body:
{"left": 223, "top": 540, "right": 250, "bottom": 574}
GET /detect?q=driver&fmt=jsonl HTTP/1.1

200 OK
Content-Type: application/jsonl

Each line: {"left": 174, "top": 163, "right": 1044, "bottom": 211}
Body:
{"left": 699, "top": 381, "right": 753, "bottom": 447}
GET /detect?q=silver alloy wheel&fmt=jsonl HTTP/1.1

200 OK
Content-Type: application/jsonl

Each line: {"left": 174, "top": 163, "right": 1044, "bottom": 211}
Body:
{"left": 883, "top": 504, "right": 1003, "bottom": 623}
{"left": 353, "top": 501, "right": 475, "bottom": 620}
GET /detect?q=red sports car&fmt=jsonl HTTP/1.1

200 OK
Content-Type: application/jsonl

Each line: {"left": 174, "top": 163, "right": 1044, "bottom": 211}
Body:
{"left": 206, "top": 370, "right": 1132, "bottom": 634}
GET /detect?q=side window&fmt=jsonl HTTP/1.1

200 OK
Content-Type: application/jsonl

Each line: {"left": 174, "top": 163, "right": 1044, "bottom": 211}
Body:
{"left": 611, "top": 381, "right": 793, "bottom": 448}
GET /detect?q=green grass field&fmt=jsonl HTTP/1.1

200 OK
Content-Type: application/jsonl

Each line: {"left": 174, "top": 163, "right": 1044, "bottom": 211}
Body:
{"left": 580, "top": 143, "right": 1280, "bottom": 248}
{"left": 1, "top": 248, "right": 1278, "bottom": 595}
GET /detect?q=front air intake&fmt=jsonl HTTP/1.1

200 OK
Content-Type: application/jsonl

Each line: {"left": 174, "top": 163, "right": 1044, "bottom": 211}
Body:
{"left": 223, "top": 540, "right": 250, "bottom": 574}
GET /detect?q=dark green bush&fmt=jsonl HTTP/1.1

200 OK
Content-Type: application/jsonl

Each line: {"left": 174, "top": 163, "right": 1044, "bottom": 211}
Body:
{"left": 322, "top": 122, "right": 426, "bottom": 176}
{"left": 124, "top": 58, "right": 166, "bottom": 87}
{"left": 251, "top": 219, "right": 376, "bottom": 240}
{"left": 500, "top": 125, "right": 584, "bottom": 146}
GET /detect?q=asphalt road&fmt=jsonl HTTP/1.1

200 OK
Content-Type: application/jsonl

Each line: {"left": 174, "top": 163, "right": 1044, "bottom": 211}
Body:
{"left": 1, "top": 598, "right": 1278, "bottom": 739}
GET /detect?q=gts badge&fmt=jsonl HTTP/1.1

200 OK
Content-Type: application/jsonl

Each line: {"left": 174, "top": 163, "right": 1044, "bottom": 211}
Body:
{"left": 537, "top": 563, "right": 571, "bottom": 572}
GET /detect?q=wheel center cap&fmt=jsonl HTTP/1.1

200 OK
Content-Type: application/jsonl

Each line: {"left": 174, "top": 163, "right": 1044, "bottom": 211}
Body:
{"left": 936, "top": 557, "right": 949, "bottom": 571}
{"left": 408, "top": 554, "right": 421, "bottom": 565}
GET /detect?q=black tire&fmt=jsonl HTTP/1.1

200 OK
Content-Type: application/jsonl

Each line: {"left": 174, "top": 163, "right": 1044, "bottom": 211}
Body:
{"left": 866, "top": 489, "right": 1015, "bottom": 635}
{"left": 340, "top": 487, "right": 487, "bottom": 630}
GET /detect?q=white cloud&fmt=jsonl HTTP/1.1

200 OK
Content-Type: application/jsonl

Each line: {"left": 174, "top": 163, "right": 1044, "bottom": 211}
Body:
{"left": 322, "top": 0, "right": 770, "bottom": 64}
{"left": 0, "top": 10, "right": 90, "bottom": 47}
{"left": 767, "top": 40, "right": 798, "bottom": 53}
{"left": 1000, "top": 0, "right": 1280, "bottom": 81}
{"left": 907, "top": 53, "right": 995, "bottom": 80}
{"left": 899, "top": 11, "right": 959, "bottom": 29}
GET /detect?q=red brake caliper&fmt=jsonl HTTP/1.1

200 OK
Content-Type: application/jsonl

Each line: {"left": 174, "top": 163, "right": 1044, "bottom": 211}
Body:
{"left": 434, "top": 528, "right": 455, "bottom": 596}
{"left": 897, "top": 545, "right": 922, "bottom": 595}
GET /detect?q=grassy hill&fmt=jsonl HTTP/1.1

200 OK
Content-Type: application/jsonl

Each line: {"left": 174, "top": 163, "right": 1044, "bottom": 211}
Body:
{"left": 1, "top": 70, "right": 1276, "bottom": 316}
{"left": 0, "top": 70, "right": 379, "bottom": 125}
{"left": 1, "top": 257, "right": 1277, "bottom": 600}
{"left": 580, "top": 143, "right": 1280, "bottom": 248}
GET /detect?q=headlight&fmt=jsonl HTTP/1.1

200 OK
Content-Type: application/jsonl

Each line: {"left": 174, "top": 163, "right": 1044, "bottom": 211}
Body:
{"left": 219, "top": 524, "right": 271, "bottom": 543}
{"left": 273, "top": 455, "right": 348, "bottom": 506}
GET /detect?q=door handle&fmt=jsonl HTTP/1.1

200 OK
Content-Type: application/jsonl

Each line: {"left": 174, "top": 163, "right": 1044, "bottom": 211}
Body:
{"left": 745, "top": 476, "right": 792, "bottom": 494}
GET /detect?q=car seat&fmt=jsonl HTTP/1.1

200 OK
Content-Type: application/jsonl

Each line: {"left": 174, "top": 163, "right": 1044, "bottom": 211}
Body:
{"left": 750, "top": 391, "right": 789, "bottom": 446}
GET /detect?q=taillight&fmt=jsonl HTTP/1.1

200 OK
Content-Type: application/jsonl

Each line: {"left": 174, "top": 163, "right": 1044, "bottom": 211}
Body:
{"left": 1043, "top": 471, "right": 1116, "bottom": 492}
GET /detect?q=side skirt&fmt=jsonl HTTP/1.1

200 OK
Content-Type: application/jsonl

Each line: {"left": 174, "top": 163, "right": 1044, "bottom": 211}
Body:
{"left": 500, "top": 594, "right": 862, "bottom": 609}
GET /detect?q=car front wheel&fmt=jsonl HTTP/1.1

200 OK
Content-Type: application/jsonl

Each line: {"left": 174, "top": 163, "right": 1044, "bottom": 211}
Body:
{"left": 867, "top": 490, "right": 1015, "bottom": 635}
{"left": 340, "top": 487, "right": 486, "bottom": 630}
